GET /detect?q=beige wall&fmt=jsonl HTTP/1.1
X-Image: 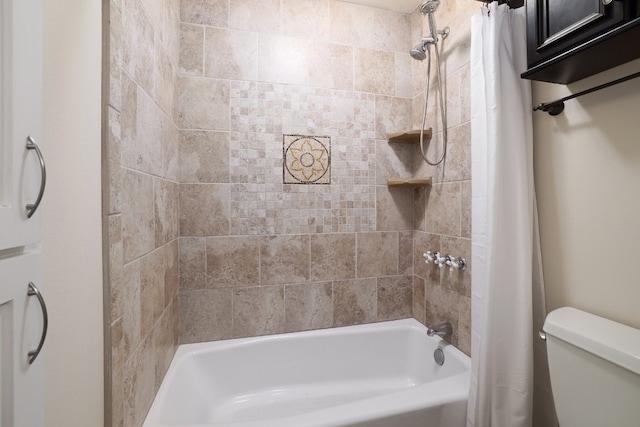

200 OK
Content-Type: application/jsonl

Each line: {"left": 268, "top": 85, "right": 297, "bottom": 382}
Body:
{"left": 42, "top": 0, "right": 104, "bottom": 426}
{"left": 533, "top": 58, "right": 640, "bottom": 330}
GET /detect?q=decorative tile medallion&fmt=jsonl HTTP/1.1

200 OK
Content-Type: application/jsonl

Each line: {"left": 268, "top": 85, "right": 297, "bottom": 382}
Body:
{"left": 283, "top": 135, "right": 331, "bottom": 184}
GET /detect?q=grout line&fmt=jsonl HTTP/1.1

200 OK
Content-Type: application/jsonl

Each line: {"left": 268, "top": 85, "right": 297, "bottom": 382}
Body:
{"left": 354, "top": 232, "right": 359, "bottom": 279}
{"left": 282, "top": 281, "right": 287, "bottom": 331}
{"left": 230, "top": 280, "right": 235, "bottom": 338}
{"left": 201, "top": 25, "right": 206, "bottom": 77}
{"left": 308, "top": 233, "right": 312, "bottom": 285}
{"left": 330, "top": 280, "right": 335, "bottom": 327}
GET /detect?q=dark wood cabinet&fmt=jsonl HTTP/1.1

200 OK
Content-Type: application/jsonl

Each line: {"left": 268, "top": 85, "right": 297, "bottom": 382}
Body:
{"left": 522, "top": 0, "right": 640, "bottom": 84}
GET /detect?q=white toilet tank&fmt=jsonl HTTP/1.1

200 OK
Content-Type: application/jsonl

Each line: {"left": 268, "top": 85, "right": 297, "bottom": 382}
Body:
{"left": 543, "top": 307, "right": 640, "bottom": 427}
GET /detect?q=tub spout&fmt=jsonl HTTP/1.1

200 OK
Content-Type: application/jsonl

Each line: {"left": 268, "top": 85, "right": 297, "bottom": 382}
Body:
{"left": 427, "top": 322, "right": 453, "bottom": 337}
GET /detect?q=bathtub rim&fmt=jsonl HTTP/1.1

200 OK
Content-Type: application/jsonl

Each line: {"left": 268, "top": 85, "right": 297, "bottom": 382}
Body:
{"left": 175, "top": 318, "right": 467, "bottom": 359}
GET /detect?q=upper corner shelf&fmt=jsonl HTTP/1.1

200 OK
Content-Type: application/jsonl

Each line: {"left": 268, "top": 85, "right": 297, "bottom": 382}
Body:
{"left": 387, "top": 177, "right": 432, "bottom": 188}
{"left": 387, "top": 129, "right": 432, "bottom": 144}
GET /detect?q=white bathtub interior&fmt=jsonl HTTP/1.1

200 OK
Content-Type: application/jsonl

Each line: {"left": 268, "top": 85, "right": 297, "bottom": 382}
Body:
{"left": 144, "top": 319, "right": 470, "bottom": 427}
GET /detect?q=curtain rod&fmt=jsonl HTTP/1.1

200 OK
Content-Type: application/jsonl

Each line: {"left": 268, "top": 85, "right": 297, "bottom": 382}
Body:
{"left": 533, "top": 70, "right": 640, "bottom": 116}
{"left": 475, "top": 0, "right": 523, "bottom": 8}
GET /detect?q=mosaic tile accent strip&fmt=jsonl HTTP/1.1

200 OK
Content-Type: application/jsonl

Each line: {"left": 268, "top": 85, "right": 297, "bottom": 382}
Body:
{"left": 283, "top": 135, "right": 331, "bottom": 184}
{"left": 229, "top": 81, "right": 376, "bottom": 235}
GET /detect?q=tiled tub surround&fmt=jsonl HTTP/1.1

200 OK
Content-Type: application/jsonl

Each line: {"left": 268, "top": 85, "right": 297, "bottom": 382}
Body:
{"left": 177, "top": 0, "right": 422, "bottom": 346}
{"left": 105, "top": 1, "right": 475, "bottom": 426}
{"left": 176, "top": 0, "right": 473, "bottom": 352}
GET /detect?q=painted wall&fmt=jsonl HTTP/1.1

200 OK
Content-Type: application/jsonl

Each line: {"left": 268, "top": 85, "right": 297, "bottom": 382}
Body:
{"left": 533, "top": 57, "right": 640, "bottom": 329}
{"left": 42, "top": 0, "right": 104, "bottom": 426}
{"left": 533, "top": 57, "right": 640, "bottom": 427}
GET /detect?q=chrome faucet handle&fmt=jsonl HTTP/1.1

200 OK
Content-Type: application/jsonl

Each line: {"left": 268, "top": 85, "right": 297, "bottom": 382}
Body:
{"left": 423, "top": 251, "right": 437, "bottom": 264}
{"left": 445, "top": 255, "right": 454, "bottom": 268}
{"left": 427, "top": 322, "right": 453, "bottom": 337}
{"left": 445, "top": 255, "right": 466, "bottom": 271}
{"left": 434, "top": 252, "right": 447, "bottom": 268}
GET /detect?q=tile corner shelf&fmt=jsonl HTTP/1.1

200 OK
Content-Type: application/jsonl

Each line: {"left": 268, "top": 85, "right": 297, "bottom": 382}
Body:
{"left": 387, "top": 177, "right": 432, "bottom": 188}
{"left": 387, "top": 128, "right": 432, "bottom": 144}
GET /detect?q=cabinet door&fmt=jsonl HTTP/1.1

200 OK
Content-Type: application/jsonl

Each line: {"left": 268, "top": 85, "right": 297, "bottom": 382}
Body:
{"left": 0, "top": 0, "right": 44, "bottom": 250}
{"left": 526, "top": 0, "right": 628, "bottom": 67}
{"left": 0, "top": 251, "right": 45, "bottom": 427}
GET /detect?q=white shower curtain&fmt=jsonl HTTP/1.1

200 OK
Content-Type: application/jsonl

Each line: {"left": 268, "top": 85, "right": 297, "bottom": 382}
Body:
{"left": 468, "top": 3, "right": 544, "bottom": 426}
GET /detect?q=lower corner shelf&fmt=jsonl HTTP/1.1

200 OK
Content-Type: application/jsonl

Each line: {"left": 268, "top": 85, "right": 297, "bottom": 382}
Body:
{"left": 387, "top": 129, "right": 432, "bottom": 143}
{"left": 387, "top": 177, "right": 432, "bottom": 188}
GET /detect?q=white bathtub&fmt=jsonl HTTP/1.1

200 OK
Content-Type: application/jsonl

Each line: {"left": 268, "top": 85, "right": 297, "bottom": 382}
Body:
{"left": 143, "top": 319, "right": 470, "bottom": 427}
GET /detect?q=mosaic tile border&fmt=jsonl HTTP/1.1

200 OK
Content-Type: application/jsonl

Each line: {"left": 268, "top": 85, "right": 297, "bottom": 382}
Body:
{"left": 229, "top": 82, "right": 376, "bottom": 235}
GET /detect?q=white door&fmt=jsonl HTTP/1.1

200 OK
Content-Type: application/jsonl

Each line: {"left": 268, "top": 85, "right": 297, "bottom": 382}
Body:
{"left": 0, "top": 252, "right": 45, "bottom": 427}
{"left": 0, "top": 0, "right": 45, "bottom": 425}
{"left": 0, "top": 0, "right": 44, "bottom": 251}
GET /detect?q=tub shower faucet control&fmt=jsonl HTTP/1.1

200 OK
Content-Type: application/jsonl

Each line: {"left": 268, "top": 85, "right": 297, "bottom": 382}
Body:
{"left": 423, "top": 251, "right": 466, "bottom": 271}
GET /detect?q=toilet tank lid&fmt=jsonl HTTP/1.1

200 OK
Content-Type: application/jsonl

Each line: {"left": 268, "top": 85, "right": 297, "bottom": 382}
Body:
{"left": 544, "top": 307, "right": 640, "bottom": 376}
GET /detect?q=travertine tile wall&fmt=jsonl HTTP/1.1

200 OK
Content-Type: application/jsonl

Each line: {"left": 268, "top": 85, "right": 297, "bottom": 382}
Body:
{"left": 105, "top": 0, "right": 475, "bottom": 425}
{"left": 106, "top": 0, "right": 180, "bottom": 426}
{"left": 410, "top": 0, "right": 477, "bottom": 356}
{"left": 177, "top": 0, "right": 418, "bottom": 343}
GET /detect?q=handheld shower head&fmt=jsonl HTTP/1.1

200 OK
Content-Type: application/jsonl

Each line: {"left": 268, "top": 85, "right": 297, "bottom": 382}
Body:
{"left": 410, "top": 43, "right": 427, "bottom": 61}
{"left": 420, "top": 0, "right": 441, "bottom": 15}
{"left": 410, "top": 0, "right": 449, "bottom": 62}
{"left": 419, "top": 0, "right": 443, "bottom": 43}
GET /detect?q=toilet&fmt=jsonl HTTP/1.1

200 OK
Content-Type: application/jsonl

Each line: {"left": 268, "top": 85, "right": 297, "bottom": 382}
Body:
{"left": 543, "top": 307, "right": 640, "bottom": 426}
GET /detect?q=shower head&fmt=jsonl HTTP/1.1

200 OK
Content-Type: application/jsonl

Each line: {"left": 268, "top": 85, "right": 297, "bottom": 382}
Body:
{"left": 419, "top": 0, "right": 443, "bottom": 44}
{"left": 411, "top": 0, "right": 449, "bottom": 61}
{"left": 410, "top": 42, "right": 428, "bottom": 61}
{"left": 420, "top": 0, "right": 441, "bottom": 15}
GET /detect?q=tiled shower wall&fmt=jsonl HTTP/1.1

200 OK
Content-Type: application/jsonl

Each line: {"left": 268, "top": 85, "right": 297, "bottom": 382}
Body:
{"left": 106, "top": 0, "right": 180, "bottom": 426}
{"left": 410, "top": 1, "right": 476, "bottom": 355}
{"left": 177, "top": 0, "right": 421, "bottom": 343}
{"left": 105, "top": 0, "right": 475, "bottom": 425}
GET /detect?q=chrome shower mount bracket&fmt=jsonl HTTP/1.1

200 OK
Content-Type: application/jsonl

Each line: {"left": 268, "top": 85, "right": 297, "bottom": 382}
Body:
{"left": 419, "top": 27, "right": 450, "bottom": 47}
